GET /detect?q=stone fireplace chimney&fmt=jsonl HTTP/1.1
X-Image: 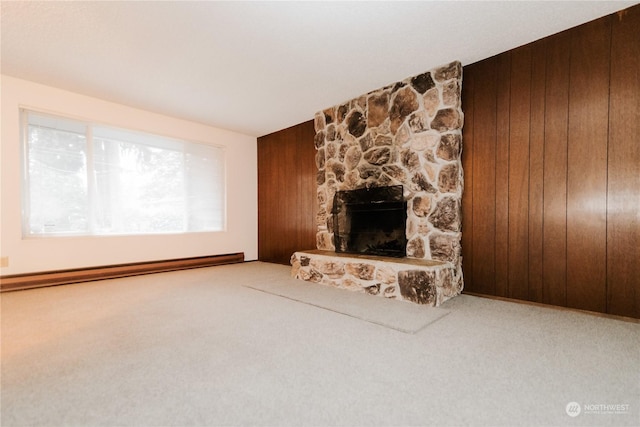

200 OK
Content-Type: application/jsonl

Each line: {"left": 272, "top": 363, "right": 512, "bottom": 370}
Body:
{"left": 313, "top": 61, "right": 464, "bottom": 288}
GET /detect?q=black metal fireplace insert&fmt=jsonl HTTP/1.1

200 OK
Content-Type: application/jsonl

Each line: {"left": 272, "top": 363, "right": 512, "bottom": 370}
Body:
{"left": 331, "top": 185, "right": 407, "bottom": 258}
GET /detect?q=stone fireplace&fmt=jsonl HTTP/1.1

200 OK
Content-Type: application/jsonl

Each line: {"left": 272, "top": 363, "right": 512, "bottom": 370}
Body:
{"left": 291, "top": 61, "right": 464, "bottom": 306}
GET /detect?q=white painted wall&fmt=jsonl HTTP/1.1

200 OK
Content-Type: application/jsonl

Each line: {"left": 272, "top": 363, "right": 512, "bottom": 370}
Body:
{"left": 1, "top": 75, "right": 258, "bottom": 275}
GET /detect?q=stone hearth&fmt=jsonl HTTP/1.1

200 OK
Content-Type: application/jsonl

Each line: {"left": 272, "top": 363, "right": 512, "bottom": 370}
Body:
{"left": 291, "top": 250, "right": 460, "bottom": 307}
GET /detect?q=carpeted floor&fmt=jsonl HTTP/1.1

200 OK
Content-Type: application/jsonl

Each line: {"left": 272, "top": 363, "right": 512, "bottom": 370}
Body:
{"left": 244, "top": 279, "right": 449, "bottom": 334}
{"left": 1, "top": 261, "right": 638, "bottom": 426}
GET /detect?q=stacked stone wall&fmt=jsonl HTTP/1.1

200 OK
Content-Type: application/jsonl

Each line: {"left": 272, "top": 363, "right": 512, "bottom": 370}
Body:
{"left": 313, "top": 61, "right": 464, "bottom": 288}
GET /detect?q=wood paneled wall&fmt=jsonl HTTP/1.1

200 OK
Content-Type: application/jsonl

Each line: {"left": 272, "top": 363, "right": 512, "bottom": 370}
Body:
{"left": 257, "top": 121, "right": 317, "bottom": 265}
{"left": 461, "top": 6, "right": 640, "bottom": 318}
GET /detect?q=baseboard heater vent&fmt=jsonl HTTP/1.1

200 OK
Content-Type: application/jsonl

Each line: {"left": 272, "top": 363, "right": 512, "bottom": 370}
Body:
{"left": 0, "top": 253, "right": 245, "bottom": 292}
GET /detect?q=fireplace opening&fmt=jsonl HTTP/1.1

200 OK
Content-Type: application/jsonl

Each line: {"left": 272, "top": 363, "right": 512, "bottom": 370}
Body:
{"left": 332, "top": 185, "right": 407, "bottom": 258}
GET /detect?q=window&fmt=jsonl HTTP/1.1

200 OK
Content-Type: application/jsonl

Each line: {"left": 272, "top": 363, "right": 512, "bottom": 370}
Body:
{"left": 22, "top": 109, "right": 225, "bottom": 237}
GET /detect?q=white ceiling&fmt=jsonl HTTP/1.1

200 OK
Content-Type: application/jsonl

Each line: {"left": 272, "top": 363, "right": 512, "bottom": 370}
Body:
{"left": 2, "top": 1, "right": 638, "bottom": 137}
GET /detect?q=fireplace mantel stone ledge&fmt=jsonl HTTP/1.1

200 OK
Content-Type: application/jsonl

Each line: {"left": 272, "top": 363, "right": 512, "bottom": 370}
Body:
{"left": 290, "top": 250, "right": 462, "bottom": 307}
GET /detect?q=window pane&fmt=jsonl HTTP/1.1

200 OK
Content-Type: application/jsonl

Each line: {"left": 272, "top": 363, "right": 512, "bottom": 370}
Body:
{"left": 93, "top": 137, "right": 185, "bottom": 234}
{"left": 26, "top": 124, "right": 88, "bottom": 234}
{"left": 186, "top": 143, "right": 225, "bottom": 231}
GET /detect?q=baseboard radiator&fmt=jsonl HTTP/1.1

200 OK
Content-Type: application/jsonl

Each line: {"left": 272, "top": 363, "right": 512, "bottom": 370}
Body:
{"left": 0, "top": 253, "right": 245, "bottom": 292}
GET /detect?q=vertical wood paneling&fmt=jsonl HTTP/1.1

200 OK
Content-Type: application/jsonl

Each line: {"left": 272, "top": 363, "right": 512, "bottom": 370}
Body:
{"left": 542, "top": 31, "right": 571, "bottom": 307}
{"left": 494, "top": 53, "right": 511, "bottom": 298}
{"left": 301, "top": 124, "right": 318, "bottom": 249}
{"left": 461, "top": 4, "right": 639, "bottom": 318}
{"left": 507, "top": 46, "right": 531, "bottom": 301}
{"left": 470, "top": 58, "right": 497, "bottom": 295}
{"left": 257, "top": 132, "right": 276, "bottom": 260}
{"left": 296, "top": 124, "right": 316, "bottom": 250}
{"left": 258, "top": 121, "right": 316, "bottom": 265}
{"left": 461, "top": 66, "right": 475, "bottom": 292}
{"left": 528, "top": 43, "right": 546, "bottom": 303}
{"left": 607, "top": 6, "right": 640, "bottom": 318}
{"left": 566, "top": 17, "right": 610, "bottom": 313}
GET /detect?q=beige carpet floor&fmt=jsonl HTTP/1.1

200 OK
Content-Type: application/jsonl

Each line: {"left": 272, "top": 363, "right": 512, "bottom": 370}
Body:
{"left": 1, "top": 261, "right": 639, "bottom": 426}
{"left": 244, "top": 278, "right": 449, "bottom": 334}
